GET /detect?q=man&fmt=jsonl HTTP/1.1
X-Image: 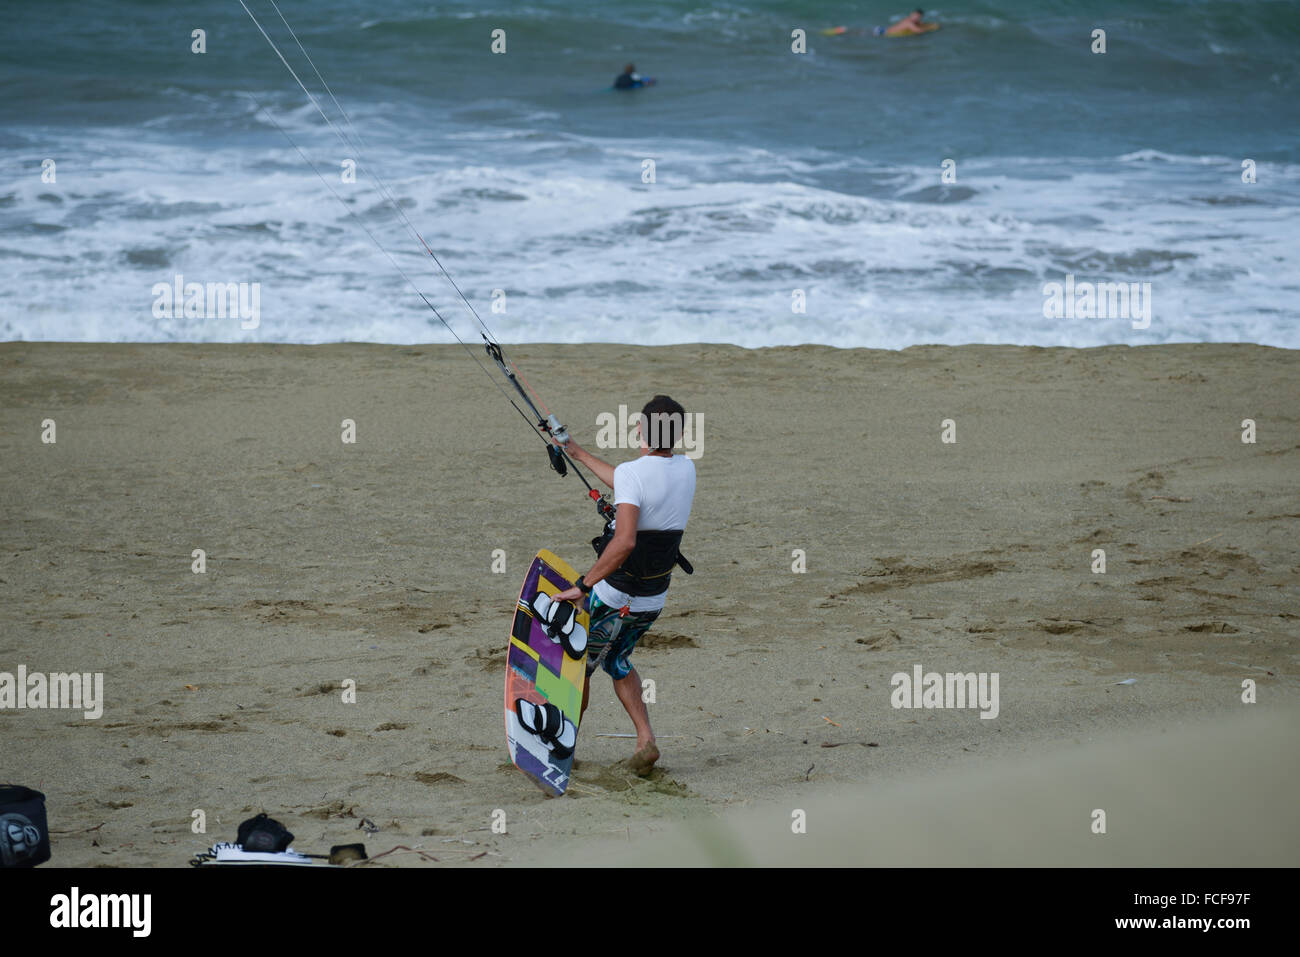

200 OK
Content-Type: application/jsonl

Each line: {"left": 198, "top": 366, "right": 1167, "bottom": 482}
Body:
{"left": 549, "top": 395, "right": 695, "bottom": 775}
{"left": 883, "top": 9, "right": 934, "bottom": 36}
{"left": 613, "top": 63, "right": 654, "bottom": 90}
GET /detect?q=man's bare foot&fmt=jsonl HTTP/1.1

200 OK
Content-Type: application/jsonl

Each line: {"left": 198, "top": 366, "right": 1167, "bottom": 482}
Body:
{"left": 629, "top": 741, "right": 659, "bottom": 777}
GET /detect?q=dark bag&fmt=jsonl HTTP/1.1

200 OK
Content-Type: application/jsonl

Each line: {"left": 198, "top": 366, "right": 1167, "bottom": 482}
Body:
{"left": 0, "top": 785, "right": 51, "bottom": 868}
{"left": 236, "top": 813, "right": 294, "bottom": 853}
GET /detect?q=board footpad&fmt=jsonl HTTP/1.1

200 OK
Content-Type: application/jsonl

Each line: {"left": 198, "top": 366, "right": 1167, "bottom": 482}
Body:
{"left": 515, "top": 699, "right": 577, "bottom": 760}
{"left": 531, "top": 592, "right": 588, "bottom": 658}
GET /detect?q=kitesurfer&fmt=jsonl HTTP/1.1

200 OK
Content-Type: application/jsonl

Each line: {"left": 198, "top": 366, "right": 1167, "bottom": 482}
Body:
{"left": 549, "top": 395, "right": 695, "bottom": 775}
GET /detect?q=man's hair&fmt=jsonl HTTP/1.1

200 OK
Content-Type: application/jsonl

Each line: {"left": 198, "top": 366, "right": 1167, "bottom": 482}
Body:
{"left": 640, "top": 394, "right": 685, "bottom": 451}
{"left": 913, "top": 9, "right": 924, "bottom": 16}
{"left": 624, "top": 63, "right": 636, "bottom": 73}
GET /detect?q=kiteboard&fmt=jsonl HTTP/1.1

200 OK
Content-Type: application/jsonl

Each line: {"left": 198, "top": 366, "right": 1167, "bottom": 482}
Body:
{"left": 505, "top": 548, "right": 590, "bottom": 797}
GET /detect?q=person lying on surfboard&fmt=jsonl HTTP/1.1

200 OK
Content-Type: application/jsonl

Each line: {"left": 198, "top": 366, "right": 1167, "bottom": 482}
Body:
{"left": 883, "top": 9, "right": 937, "bottom": 36}
{"left": 548, "top": 395, "right": 696, "bottom": 776}
{"left": 824, "top": 10, "right": 939, "bottom": 38}
{"left": 613, "top": 63, "right": 654, "bottom": 90}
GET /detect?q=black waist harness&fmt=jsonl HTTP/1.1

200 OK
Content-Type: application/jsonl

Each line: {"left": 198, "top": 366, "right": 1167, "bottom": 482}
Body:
{"left": 593, "top": 528, "right": 693, "bottom": 597}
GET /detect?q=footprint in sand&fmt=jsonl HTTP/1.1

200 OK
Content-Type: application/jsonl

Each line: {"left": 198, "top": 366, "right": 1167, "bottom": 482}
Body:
{"left": 414, "top": 771, "right": 465, "bottom": 786}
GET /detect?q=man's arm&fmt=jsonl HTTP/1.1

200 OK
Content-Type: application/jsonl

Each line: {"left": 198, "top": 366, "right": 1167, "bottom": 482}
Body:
{"left": 580, "top": 502, "right": 639, "bottom": 587}
{"left": 557, "top": 438, "right": 616, "bottom": 489}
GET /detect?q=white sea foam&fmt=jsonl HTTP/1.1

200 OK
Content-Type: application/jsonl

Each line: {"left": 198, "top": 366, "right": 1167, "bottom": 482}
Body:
{"left": 3, "top": 130, "right": 1297, "bottom": 348}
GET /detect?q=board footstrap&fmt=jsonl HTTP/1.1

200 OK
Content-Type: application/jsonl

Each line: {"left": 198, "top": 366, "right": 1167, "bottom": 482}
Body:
{"left": 515, "top": 699, "right": 577, "bottom": 760}
{"left": 531, "top": 592, "right": 587, "bottom": 658}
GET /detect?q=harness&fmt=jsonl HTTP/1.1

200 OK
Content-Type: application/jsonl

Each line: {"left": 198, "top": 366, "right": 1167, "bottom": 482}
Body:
{"left": 592, "top": 526, "right": 694, "bottom": 597}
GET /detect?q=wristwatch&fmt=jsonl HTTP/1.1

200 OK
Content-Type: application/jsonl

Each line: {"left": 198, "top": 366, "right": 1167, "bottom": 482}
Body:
{"left": 575, "top": 576, "right": 593, "bottom": 595}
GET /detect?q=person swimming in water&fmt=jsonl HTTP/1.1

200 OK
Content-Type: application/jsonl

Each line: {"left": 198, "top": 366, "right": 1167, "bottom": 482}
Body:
{"left": 613, "top": 63, "right": 654, "bottom": 90}
{"left": 881, "top": 9, "right": 935, "bottom": 36}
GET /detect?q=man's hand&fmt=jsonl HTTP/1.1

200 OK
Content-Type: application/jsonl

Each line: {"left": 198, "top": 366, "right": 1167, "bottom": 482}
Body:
{"left": 552, "top": 586, "right": 583, "bottom": 603}
{"left": 551, "top": 437, "right": 616, "bottom": 489}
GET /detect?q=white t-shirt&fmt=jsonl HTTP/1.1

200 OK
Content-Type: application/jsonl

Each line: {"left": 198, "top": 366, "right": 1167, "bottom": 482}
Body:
{"left": 593, "top": 453, "right": 696, "bottom": 613}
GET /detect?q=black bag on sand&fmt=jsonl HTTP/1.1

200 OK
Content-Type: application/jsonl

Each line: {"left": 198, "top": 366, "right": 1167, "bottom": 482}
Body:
{"left": 236, "top": 813, "right": 294, "bottom": 853}
{"left": 0, "top": 785, "right": 51, "bottom": 868}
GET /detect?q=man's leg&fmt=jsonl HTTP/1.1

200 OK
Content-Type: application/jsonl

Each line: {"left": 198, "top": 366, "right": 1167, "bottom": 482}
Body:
{"left": 613, "top": 667, "right": 658, "bottom": 774}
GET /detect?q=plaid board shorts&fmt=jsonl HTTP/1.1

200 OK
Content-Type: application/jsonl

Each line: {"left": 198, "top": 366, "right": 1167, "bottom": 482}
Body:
{"left": 584, "top": 594, "right": 661, "bottom": 680}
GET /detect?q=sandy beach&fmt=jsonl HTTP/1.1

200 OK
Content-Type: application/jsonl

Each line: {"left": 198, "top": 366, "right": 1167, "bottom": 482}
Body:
{"left": 2, "top": 341, "right": 1297, "bottom": 866}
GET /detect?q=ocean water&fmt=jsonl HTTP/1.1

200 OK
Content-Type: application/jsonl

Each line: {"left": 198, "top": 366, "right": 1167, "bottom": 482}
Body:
{"left": 2, "top": 0, "right": 1298, "bottom": 347}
